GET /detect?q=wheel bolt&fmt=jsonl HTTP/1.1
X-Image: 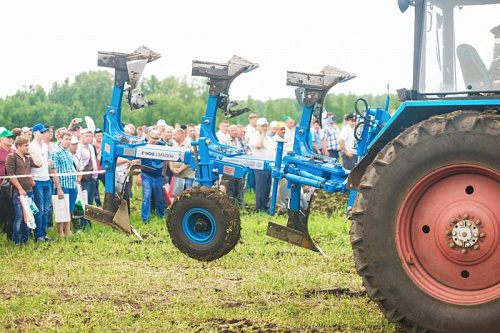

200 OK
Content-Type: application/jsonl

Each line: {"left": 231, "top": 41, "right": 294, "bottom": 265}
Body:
{"left": 479, "top": 232, "right": 486, "bottom": 238}
{"left": 448, "top": 242, "right": 455, "bottom": 248}
{"left": 473, "top": 232, "right": 478, "bottom": 237}
{"left": 476, "top": 219, "right": 482, "bottom": 225}
{"left": 465, "top": 242, "right": 470, "bottom": 247}
{"left": 463, "top": 213, "right": 470, "bottom": 219}
{"left": 450, "top": 217, "right": 457, "bottom": 223}
{"left": 452, "top": 231, "right": 457, "bottom": 236}
{"left": 474, "top": 244, "right": 480, "bottom": 250}
{"left": 445, "top": 229, "right": 451, "bottom": 236}
{"left": 462, "top": 249, "right": 468, "bottom": 254}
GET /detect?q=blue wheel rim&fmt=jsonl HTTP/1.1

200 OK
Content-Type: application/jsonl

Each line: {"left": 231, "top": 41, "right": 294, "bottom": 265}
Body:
{"left": 182, "top": 208, "right": 217, "bottom": 244}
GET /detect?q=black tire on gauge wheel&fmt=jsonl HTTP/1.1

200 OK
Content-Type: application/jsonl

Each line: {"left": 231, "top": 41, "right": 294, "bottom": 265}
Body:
{"left": 167, "top": 186, "right": 241, "bottom": 261}
{"left": 350, "top": 111, "right": 500, "bottom": 333}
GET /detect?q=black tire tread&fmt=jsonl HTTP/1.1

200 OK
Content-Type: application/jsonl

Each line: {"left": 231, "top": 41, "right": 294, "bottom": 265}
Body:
{"left": 350, "top": 110, "right": 500, "bottom": 332}
{"left": 166, "top": 186, "right": 241, "bottom": 261}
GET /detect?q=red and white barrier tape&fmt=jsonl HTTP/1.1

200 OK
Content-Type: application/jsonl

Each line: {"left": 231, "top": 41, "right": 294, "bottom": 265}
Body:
{"left": 0, "top": 170, "right": 105, "bottom": 180}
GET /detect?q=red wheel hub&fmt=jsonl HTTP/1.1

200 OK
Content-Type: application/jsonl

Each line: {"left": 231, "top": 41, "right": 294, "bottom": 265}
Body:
{"left": 397, "top": 164, "right": 500, "bottom": 305}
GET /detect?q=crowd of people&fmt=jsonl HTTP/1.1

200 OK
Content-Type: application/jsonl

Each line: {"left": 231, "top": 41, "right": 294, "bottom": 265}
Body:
{"left": 0, "top": 111, "right": 357, "bottom": 245}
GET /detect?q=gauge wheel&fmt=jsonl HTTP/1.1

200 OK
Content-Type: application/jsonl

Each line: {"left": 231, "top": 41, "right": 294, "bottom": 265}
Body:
{"left": 167, "top": 186, "right": 241, "bottom": 261}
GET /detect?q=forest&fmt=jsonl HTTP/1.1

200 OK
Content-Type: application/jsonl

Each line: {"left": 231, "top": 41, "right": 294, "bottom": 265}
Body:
{"left": 0, "top": 71, "right": 401, "bottom": 130}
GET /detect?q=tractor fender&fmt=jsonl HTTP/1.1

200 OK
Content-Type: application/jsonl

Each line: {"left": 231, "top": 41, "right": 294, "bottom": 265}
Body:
{"left": 348, "top": 98, "right": 500, "bottom": 190}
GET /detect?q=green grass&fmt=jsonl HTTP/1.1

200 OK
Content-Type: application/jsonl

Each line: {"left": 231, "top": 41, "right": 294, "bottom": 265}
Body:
{"left": 0, "top": 189, "right": 396, "bottom": 332}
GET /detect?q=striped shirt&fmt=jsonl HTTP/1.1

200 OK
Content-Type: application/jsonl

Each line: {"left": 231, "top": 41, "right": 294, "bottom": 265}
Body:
{"left": 223, "top": 137, "right": 243, "bottom": 150}
{"left": 321, "top": 124, "right": 340, "bottom": 151}
{"left": 51, "top": 144, "right": 77, "bottom": 189}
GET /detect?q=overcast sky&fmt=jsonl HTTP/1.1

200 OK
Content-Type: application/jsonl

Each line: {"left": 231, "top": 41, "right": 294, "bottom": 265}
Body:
{"left": 1, "top": 0, "right": 414, "bottom": 101}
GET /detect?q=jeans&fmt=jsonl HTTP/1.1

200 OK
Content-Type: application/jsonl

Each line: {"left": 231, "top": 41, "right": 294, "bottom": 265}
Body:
{"left": 12, "top": 192, "right": 34, "bottom": 244}
{"left": 80, "top": 178, "right": 96, "bottom": 229}
{"left": 184, "top": 178, "right": 194, "bottom": 190}
{"left": 141, "top": 173, "right": 166, "bottom": 222}
{"left": 254, "top": 169, "right": 272, "bottom": 213}
{"left": 47, "top": 183, "right": 56, "bottom": 229}
{"left": 328, "top": 149, "right": 340, "bottom": 160}
{"left": 33, "top": 180, "right": 52, "bottom": 239}
{"left": 94, "top": 179, "right": 102, "bottom": 207}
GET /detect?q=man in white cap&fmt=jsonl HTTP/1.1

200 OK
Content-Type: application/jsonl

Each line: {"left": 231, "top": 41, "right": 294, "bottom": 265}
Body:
{"left": 156, "top": 119, "right": 167, "bottom": 134}
{"left": 77, "top": 128, "right": 98, "bottom": 230}
{"left": 248, "top": 118, "right": 276, "bottom": 212}
{"left": 268, "top": 120, "right": 278, "bottom": 138}
{"left": 22, "top": 127, "right": 32, "bottom": 140}
{"left": 339, "top": 112, "right": 358, "bottom": 170}
{"left": 69, "top": 136, "right": 83, "bottom": 175}
{"left": 124, "top": 125, "right": 132, "bottom": 135}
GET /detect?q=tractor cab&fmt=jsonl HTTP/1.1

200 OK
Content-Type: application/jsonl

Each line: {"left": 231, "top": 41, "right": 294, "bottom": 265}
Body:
{"left": 399, "top": 0, "right": 500, "bottom": 99}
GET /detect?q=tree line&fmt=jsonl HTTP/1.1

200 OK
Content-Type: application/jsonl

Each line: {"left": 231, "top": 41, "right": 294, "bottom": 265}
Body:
{"left": 0, "top": 71, "right": 401, "bottom": 130}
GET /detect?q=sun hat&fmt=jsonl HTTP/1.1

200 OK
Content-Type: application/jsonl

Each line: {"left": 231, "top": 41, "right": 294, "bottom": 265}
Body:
{"left": 256, "top": 118, "right": 268, "bottom": 126}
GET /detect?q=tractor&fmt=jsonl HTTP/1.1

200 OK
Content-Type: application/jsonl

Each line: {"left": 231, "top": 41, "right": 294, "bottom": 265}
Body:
{"left": 84, "top": 0, "right": 500, "bottom": 331}
{"left": 348, "top": 0, "right": 500, "bottom": 331}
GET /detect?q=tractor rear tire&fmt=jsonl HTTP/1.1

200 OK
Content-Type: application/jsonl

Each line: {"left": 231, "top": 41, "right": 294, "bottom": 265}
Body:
{"left": 350, "top": 111, "right": 500, "bottom": 333}
{"left": 167, "top": 186, "right": 241, "bottom": 261}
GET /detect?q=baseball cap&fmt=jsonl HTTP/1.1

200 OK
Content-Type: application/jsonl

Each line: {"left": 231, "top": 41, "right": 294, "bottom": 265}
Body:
{"left": 32, "top": 123, "right": 48, "bottom": 133}
{"left": 157, "top": 119, "right": 167, "bottom": 127}
{"left": 256, "top": 118, "right": 268, "bottom": 126}
{"left": 269, "top": 120, "right": 278, "bottom": 129}
{"left": 80, "top": 128, "right": 92, "bottom": 135}
{"left": 0, "top": 129, "right": 15, "bottom": 138}
{"left": 283, "top": 116, "right": 290, "bottom": 122}
{"left": 124, "top": 125, "right": 131, "bottom": 133}
{"left": 345, "top": 112, "right": 356, "bottom": 121}
{"left": 275, "top": 121, "right": 286, "bottom": 129}
{"left": 22, "top": 127, "right": 31, "bottom": 132}
{"left": 70, "top": 136, "right": 80, "bottom": 144}
{"left": 70, "top": 125, "right": 82, "bottom": 131}
{"left": 94, "top": 128, "right": 103, "bottom": 134}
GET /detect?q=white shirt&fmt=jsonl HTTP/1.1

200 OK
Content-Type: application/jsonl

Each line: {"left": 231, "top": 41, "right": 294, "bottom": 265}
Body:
{"left": 216, "top": 130, "right": 230, "bottom": 143}
{"left": 244, "top": 125, "right": 256, "bottom": 141}
{"left": 339, "top": 125, "right": 357, "bottom": 155}
{"left": 285, "top": 127, "right": 295, "bottom": 146}
{"left": 29, "top": 140, "right": 50, "bottom": 181}
{"left": 248, "top": 131, "right": 276, "bottom": 160}
{"left": 70, "top": 151, "right": 83, "bottom": 171}
{"left": 78, "top": 143, "right": 98, "bottom": 180}
{"left": 274, "top": 134, "right": 293, "bottom": 157}
{"left": 115, "top": 162, "right": 130, "bottom": 193}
